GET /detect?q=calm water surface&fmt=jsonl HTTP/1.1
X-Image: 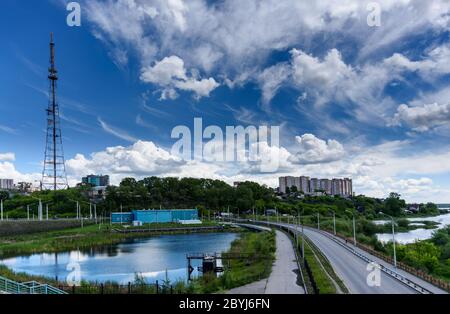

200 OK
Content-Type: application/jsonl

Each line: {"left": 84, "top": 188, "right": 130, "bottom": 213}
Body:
{"left": 375, "top": 213, "right": 450, "bottom": 244}
{"left": 0, "top": 232, "right": 238, "bottom": 284}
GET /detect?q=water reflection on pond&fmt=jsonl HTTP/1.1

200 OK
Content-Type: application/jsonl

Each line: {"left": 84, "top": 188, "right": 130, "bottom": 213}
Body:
{"left": 0, "top": 232, "right": 238, "bottom": 284}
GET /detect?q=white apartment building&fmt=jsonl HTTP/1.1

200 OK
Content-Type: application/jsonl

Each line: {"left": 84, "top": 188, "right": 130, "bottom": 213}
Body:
{"left": 309, "top": 178, "right": 320, "bottom": 193}
{"left": 0, "top": 179, "right": 14, "bottom": 190}
{"left": 279, "top": 176, "right": 352, "bottom": 197}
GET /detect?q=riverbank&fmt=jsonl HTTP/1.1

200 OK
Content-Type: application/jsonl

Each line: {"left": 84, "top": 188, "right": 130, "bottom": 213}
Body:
{"left": 0, "top": 222, "right": 236, "bottom": 259}
{"left": 0, "top": 228, "right": 276, "bottom": 294}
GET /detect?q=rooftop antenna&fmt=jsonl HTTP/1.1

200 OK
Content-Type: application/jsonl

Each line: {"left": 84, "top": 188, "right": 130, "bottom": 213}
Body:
{"left": 42, "top": 33, "right": 68, "bottom": 190}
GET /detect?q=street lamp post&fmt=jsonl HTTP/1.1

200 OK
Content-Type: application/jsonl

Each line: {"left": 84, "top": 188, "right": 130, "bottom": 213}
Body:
{"left": 300, "top": 209, "right": 305, "bottom": 261}
{"left": 380, "top": 212, "right": 397, "bottom": 268}
{"left": 329, "top": 210, "right": 336, "bottom": 236}
{"left": 41, "top": 201, "right": 52, "bottom": 221}
{"left": 346, "top": 210, "right": 357, "bottom": 246}
{"left": 31, "top": 196, "right": 43, "bottom": 221}
{"left": 68, "top": 199, "right": 80, "bottom": 220}
{"left": 317, "top": 213, "right": 320, "bottom": 230}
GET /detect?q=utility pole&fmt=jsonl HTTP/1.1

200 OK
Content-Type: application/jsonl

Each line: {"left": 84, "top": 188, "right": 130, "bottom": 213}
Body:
{"left": 352, "top": 215, "right": 356, "bottom": 246}
{"left": 381, "top": 212, "right": 397, "bottom": 268}
{"left": 0, "top": 199, "right": 3, "bottom": 221}
{"left": 329, "top": 210, "right": 336, "bottom": 235}
{"left": 391, "top": 218, "right": 397, "bottom": 268}
{"left": 27, "top": 205, "right": 30, "bottom": 220}
{"left": 46, "top": 204, "right": 49, "bottom": 220}
{"left": 300, "top": 210, "right": 305, "bottom": 261}
{"left": 317, "top": 213, "right": 320, "bottom": 230}
{"left": 38, "top": 199, "right": 43, "bottom": 221}
{"left": 89, "top": 203, "right": 93, "bottom": 220}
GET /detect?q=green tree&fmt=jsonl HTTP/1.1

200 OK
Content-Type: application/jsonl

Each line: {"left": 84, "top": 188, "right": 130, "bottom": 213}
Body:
{"left": 0, "top": 191, "right": 9, "bottom": 201}
{"left": 384, "top": 192, "right": 406, "bottom": 216}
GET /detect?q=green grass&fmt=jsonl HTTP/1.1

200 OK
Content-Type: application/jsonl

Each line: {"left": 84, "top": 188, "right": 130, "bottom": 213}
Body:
{"left": 188, "top": 230, "right": 276, "bottom": 293}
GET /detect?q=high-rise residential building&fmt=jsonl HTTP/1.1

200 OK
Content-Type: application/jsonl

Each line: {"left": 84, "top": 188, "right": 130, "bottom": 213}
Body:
{"left": 331, "top": 178, "right": 342, "bottom": 196}
{"left": 343, "top": 178, "right": 353, "bottom": 196}
{"left": 0, "top": 179, "right": 14, "bottom": 190}
{"left": 300, "top": 176, "right": 310, "bottom": 194}
{"left": 279, "top": 177, "right": 287, "bottom": 194}
{"left": 278, "top": 176, "right": 353, "bottom": 197}
{"left": 310, "top": 178, "right": 320, "bottom": 193}
{"left": 320, "top": 179, "right": 332, "bottom": 194}
{"left": 82, "top": 175, "right": 110, "bottom": 187}
{"left": 294, "top": 177, "right": 301, "bottom": 191}
{"left": 285, "top": 176, "right": 296, "bottom": 191}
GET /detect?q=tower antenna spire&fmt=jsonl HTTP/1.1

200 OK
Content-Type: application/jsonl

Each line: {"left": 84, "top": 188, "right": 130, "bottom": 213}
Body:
{"left": 42, "top": 33, "right": 68, "bottom": 190}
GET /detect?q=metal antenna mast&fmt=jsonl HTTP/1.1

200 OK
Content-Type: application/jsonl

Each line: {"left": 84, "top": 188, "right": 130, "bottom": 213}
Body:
{"left": 42, "top": 33, "right": 68, "bottom": 190}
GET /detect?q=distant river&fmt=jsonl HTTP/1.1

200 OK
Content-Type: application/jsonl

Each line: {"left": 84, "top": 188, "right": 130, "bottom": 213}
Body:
{"left": 0, "top": 232, "right": 238, "bottom": 284}
{"left": 375, "top": 213, "right": 450, "bottom": 244}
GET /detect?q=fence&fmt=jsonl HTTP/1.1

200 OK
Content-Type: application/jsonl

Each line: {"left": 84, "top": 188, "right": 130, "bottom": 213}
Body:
{"left": 58, "top": 280, "right": 181, "bottom": 295}
{"left": 0, "top": 276, "right": 67, "bottom": 294}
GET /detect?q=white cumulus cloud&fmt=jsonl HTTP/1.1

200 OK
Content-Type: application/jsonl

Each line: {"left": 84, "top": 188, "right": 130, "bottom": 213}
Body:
{"left": 391, "top": 102, "right": 450, "bottom": 132}
{"left": 140, "top": 55, "right": 219, "bottom": 99}
{"left": 290, "top": 134, "right": 346, "bottom": 164}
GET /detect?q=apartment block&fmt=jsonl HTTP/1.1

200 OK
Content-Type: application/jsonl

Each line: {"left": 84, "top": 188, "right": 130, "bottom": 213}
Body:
{"left": 279, "top": 176, "right": 352, "bottom": 197}
{"left": 0, "top": 179, "right": 14, "bottom": 190}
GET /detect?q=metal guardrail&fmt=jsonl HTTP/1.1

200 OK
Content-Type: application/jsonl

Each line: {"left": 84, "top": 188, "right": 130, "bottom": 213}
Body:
{"left": 306, "top": 227, "right": 435, "bottom": 294}
{"left": 231, "top": 219, "right": 443, "bottom": 295}
{"left": 337, "top": 234, "right": 450, "bottom": 293}
{"left": 0, "top": 276, "right": 67, "bottom": 294}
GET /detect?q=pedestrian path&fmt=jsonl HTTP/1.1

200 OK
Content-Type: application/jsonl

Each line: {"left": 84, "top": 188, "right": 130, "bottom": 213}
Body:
{"left": 227, "top": 230, "right": 304, "bottom": 294}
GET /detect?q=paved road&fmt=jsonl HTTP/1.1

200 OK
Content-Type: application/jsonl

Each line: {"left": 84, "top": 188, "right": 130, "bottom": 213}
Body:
{"left": 278, "top": 222, "right": 447, "bottom": 294}
{"left": 227, "top": 229, "right": 305, "bottom": 294}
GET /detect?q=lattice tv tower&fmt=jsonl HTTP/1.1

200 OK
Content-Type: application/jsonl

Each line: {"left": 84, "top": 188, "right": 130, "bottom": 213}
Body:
{"left": 42, "top": 33, "right": 68, "bottom": 190}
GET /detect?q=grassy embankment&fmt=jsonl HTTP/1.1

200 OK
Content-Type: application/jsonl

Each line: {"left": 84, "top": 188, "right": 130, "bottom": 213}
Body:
{"left": 0, "top": 229, "right": 276, "bottom": 294}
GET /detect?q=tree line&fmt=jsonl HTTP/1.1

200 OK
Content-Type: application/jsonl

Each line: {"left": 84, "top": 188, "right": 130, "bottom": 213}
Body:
{"left": 0, "top": 177, "right": 440, "bottom": 218}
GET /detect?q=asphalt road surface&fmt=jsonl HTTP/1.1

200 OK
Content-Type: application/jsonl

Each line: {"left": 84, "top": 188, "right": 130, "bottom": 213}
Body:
{"left": 281, "top": 222, "right": 447, "bottom": 294}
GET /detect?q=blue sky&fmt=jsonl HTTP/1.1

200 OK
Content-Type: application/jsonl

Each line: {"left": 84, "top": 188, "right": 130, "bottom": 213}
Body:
{"left": 1, "top": 0, "right": 450, "bottom": 203}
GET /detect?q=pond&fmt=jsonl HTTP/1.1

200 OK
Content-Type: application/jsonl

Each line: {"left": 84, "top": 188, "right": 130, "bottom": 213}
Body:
{"left": 0, "top": 232, "right": 239, "bottom": 284}
{"left": 375, "top": 213, "right": 450, "bottom": 244}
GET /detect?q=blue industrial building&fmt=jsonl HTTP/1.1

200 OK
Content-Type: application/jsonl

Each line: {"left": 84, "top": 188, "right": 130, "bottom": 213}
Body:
{"left": 111, "top": 209, "right": 199, "bottom": 224}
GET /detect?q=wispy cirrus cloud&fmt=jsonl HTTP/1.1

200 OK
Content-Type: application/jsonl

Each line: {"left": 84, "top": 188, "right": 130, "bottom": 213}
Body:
{"left": 0, "top": 124, "right": 18, "bottom": 135}
{"left": 98, "top": 117, "right": 138, "bottom": 142}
